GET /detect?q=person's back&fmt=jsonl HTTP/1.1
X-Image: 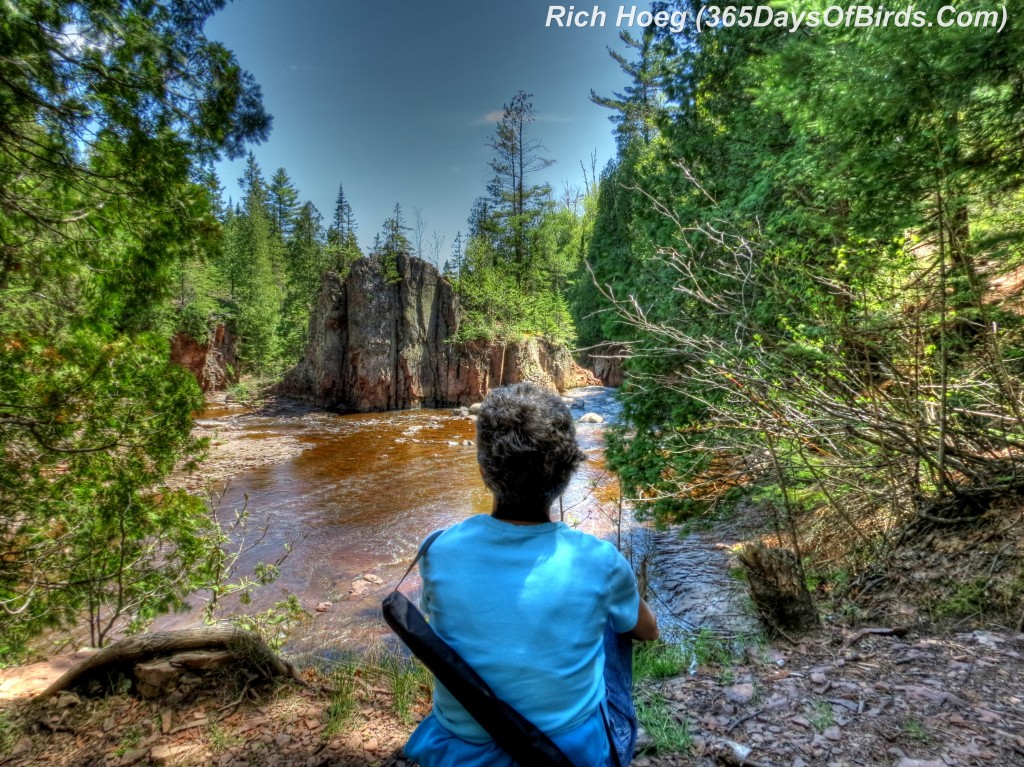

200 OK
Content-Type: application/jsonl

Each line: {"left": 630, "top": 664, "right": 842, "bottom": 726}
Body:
{"left": 419, "top": 515, "right": 641, "bottom": 741}
{"left": 403, "top": 383, "right": 658, "bottom": 767}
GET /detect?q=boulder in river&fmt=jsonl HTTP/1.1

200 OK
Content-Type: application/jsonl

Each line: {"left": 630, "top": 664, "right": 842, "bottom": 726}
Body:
{"left": 278, "top": 254, "right": 599, "bottom": 411}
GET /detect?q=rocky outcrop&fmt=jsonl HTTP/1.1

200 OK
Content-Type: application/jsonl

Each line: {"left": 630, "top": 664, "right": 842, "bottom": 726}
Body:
{"left": 279, "top": 255, "right": 598, "bottom": 411}
{"left": 586, "top": 342, "right": 628, "bottom": 388}
{"left": 170, "top": 324, "right": 238, "bottom": 392}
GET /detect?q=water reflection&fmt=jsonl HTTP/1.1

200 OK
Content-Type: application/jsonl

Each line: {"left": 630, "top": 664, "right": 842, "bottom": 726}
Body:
{"left": 167, "top": 387, "right": 627, "bottom": 651}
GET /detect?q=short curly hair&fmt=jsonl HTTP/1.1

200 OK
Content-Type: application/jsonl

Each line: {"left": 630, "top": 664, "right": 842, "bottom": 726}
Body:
{"left": 476, "top": 382, "right": 586, "bottom": 515}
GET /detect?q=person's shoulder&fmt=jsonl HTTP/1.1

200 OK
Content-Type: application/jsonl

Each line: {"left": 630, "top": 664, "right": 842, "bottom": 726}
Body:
{"left": 556, "top": 525, "right": 624, "bottom": 561}
{"left": 427, "top": 515, "right": 488, "bottom": 548}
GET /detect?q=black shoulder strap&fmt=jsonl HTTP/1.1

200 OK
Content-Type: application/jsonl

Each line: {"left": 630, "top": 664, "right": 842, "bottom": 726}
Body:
{"left": 382, "top": 525, "right": 577, "bottom": 767}
{"left": 393, "top": 528, "right": 445, "bottom": 592}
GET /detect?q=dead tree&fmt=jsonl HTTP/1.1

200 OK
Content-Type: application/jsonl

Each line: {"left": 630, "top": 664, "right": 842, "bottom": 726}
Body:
{"left": 738, "top": 543, "right": 818, "bottom": 636}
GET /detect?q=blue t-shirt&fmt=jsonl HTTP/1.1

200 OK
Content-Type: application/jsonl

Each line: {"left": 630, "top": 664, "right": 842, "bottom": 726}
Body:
{"left": 415, "top": 514, "right": 640, "bottom": 744}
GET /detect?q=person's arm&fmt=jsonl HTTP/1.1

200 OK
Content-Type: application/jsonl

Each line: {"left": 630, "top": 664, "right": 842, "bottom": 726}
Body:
{"left": 629, "top": 598, "right": 659, "bottom": 641}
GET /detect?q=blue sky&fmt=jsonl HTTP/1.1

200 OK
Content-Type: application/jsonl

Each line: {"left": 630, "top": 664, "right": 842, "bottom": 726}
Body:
{"left": 207, "top": 0, "right": 633, "bottom": 261}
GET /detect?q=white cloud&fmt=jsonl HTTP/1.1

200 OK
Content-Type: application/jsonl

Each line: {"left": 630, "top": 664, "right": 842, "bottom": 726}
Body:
{"left": 472, "top": 110, "right": 505, "bottom": 126}
{"left": 472, "top": 110, "right": 572, "bottom": 127}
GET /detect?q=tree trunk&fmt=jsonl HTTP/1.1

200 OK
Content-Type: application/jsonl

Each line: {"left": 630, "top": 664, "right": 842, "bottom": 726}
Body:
{"left": 37, "top": 625, "right": 300, "bottom": 698}
{"left": 738, "top": 543, "right": 818, "bottom": 636}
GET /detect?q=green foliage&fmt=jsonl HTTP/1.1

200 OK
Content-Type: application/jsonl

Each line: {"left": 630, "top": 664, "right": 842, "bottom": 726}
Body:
{"left": 809, "top": 699, "right": 835, "bottom": 732}
{"left": 578, "top": 0, "right": 1024, "bottom": 552}
{"left": 485, "top": 91, "right": 555, "bottom": 270}
{"left": 633, "top": 640, "right": 691, "bottom": 682}
{"left": 325, "top": 664, "right": 361, "bottom": 736}
{"left": 268, "top": 168, "right": 301, "bottom": 241}
{"left": 227, "top": 594, "right": 307, "bottom": 652}
{"left": 280, "top": 201, "right": 333, "bottom": 362}
{"left": 206, "top": 723, "right": 243, "bottom": 753}
{"left": 0, "top": 0, "right": 270, "bottom": 656}
{"left": 0, "top": 328, "right": 215, "bottom": 653}
{"left": 903, "top": 717, "right": 930, "bottom": 744}
{"left": 178, "top": 296, "right": 218, "bottom": 345}
{"left": 453, "top": 234, "right": 577, "bottom": 345}
{"left": 327, "top": 181, "right": 363, "bottom": 275}
{"left": 934, "top": 577, "right": 989, "bottom": 619}
{"left": 233, "top": 154, "right": 283, "bottom": 372}
{"left": 0, "top": 710, "right": 19, "bottom": 758}
{"left": 453, "top": 92, "right": 592, "bottom": 346}
{"left": 114, "top": 723, "right": 145, "bottom": 757}
{"left": 379, "top": 655, "right": 432, "bottom": 726}
{"left": 681, "top": 629, "right": 740, "bottom": 669}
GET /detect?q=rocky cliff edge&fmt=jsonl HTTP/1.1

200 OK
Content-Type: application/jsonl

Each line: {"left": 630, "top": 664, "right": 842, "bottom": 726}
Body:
{"left": 277, "top": 255, "right": 598, "bottom": 411}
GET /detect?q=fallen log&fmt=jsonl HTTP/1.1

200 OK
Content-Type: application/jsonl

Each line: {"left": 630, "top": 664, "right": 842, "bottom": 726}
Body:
{"left": 37, "top": 625, "right": 300, "bottom": 699}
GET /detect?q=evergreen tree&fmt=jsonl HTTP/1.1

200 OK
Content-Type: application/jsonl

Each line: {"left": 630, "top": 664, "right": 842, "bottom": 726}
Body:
{"left": 235, "top": 155, "right": 281, "bottom": 371}
{"left": 486, "top": 91, "right": 555, "bottom": 275}
{"left": 268, "top": 167, "right": 300, "bottom": 241}
{"left": 280, "top": 200, "right": 330, "bottom": 361}
{"left": 452, "top": 92, "right": 586, "bottom": 344}
{"left": 445, "top": 231, "right": 465, "bottom": 278}
{"left": 332, "top": 181, "right": 358, "bottom": 242}
{"left": 0, "top": 0, "right": 270, "bottom": 655}
{"left": 377, "top": 203, "right": 412, "bottom": 258}
{"left": 287, "top": 202, "right": 330, "bottom": 300}
{"left": 327, "top": 180, "right": 362, "bottom": 273}
{"left": 590, "top": 28, "right": 670, "bottom": 146}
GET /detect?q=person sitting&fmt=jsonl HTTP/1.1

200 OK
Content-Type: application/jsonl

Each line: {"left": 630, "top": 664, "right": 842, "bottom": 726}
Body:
{"left": 404, "top": 382, "right": 659, "bottom": 767}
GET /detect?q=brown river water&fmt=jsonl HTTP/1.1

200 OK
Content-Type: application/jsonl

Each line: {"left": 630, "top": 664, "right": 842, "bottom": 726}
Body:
{"left": 165, "top": 387, "right": 637, "bottom": 655}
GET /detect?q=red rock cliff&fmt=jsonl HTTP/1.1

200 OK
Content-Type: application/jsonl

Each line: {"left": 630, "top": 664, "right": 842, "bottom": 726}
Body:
{"left": 170, "top": 324, "right": 238, "bottom": 392}
{"left": 278, "top": 255, "right": 598, "bottom": 411}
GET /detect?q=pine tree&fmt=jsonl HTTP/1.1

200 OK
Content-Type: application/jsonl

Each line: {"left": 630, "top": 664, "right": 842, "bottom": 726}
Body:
{"left": 486, "top": 91, "right": 555, "bottom": 275}
{"left": 288, "top": 201, "right": 330, "bottom": 301}
{"left": 268, "top": 167, "right": 300, "bottom": 241}
{"left": 327, "top": 180, "right": 362, "bottom": 273}
{"left": 235, "top": 155, "right": 281, "bottom": 371}
{"left": 280, "top": 200, "right": 330, "bottom": 361}
{"left": 590, "top": 28, "right": 670, "bottom": 146}
{"left": 332, "top": 182, "right": 358, "bottom": 243}
{"left": 370, "top": 204, "right": 411, "bottom": 283}
{"left": 444, "top": 231, "right": 465, "bottom": 278}
{"left": 378, "top": 203, "right": 412, "bottom": 258}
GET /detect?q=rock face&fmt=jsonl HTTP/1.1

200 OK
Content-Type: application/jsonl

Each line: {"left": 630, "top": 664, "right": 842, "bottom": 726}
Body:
{"left": 279, "top": 255, "right": 598, "bottom": 411}
{"left": 584, "top": 342, "right": 628, "bottom": 388}
{"left": 170, "top": 324, "right": 238, "bottom": 392}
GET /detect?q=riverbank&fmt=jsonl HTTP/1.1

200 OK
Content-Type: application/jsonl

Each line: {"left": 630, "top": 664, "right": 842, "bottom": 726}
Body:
{"left": 160, "top": 385, "right": 628, "bottom": 653}
{"left": 3, "top": 519, "right": 1022, "bottom": 767}
{"left": 5, "top": 389, "right": 1023, "bottom": 766}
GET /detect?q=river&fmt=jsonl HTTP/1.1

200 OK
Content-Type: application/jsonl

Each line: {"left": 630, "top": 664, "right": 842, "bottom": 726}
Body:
{"left": 171, "top": 386, "right": 638, "bottom": 654}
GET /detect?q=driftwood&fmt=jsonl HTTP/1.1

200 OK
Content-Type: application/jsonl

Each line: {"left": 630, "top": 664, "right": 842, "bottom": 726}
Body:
{"left": 37, "top": 625, "right": 300, "bottom": 699}
{"left": 842, "top": 626, "right": 908, "bottom": 648}
{"left": 738, "top": 543, "right": 818, "bottom": 636}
